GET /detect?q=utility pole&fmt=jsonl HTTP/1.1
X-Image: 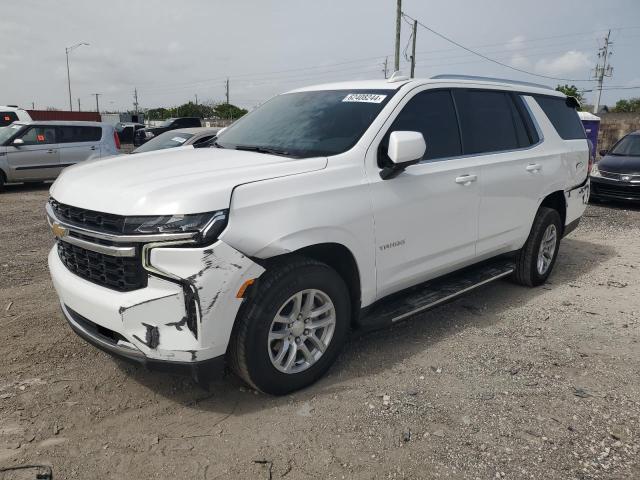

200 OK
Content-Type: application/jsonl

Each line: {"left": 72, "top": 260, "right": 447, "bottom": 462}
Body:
{"left": 31, "top": 102, "right": 35, "bottom": 109}
{"left": 225, "top": 78, "right": 229, "bottom": 104}
{"left": 77, "top": 98, "right": 81, "bottom": 112}
{"left": 394, "top": 0, "right": 402, "bottom": 71}
{"left": 92, "top": 93, "right": 101, "bottom": 113}
{"left": 133, "top": 88, "right": 139, "bottom": 114}
{"left": 382, "top": 56, "right": 389, "bottom": 79}
{"left": 410, "top": 19, "right": 417, "bottom": 78}
{"left": 195, "top": 94, "right": 198, "bottom": 105}
{"left": 593, "top": 30, "right": 613, "bottom": 114}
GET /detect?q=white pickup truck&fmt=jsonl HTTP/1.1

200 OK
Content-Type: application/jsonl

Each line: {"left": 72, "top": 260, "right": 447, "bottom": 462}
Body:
{"left": 46, "top": 74, "right": 590, "bottom": 394}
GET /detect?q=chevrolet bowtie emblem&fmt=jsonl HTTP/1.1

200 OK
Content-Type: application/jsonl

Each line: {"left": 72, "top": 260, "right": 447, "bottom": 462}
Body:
{"left": 51, "top": 222, "right": 68, "bottom": 239}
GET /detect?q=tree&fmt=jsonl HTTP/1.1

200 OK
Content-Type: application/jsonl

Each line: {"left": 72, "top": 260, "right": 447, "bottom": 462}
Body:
{"left": 213, "top": 103, "right": 248, "bottom": 120}
{"left": 555, "top": 84, "right": 585, "bottom": 105}
{"left": 611, "top": 98, "right": 640, "bottom": 113}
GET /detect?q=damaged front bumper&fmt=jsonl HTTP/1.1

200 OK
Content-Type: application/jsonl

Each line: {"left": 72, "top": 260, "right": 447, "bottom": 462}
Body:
{"left": 48, "top": 238, "right": 265, "bottom": 371}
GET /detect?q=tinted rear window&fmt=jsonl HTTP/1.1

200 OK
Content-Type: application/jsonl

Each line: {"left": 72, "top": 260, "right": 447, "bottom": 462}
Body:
{"left": 0, "top": 112, "right": 19, "bottom": 127}
{"left": 534, "top": 96, "right": 585, "bottom": 140}
{"left": 57, "top": 126, "right": 102, "bottom": 143}
{"left": 453, "top": 90, "right": 522, "bottom": 154}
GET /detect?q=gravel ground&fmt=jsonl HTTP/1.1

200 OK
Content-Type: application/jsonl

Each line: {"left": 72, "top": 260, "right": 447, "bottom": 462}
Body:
{"left": 0, "top": 184, "right": 638, "bottom": 479}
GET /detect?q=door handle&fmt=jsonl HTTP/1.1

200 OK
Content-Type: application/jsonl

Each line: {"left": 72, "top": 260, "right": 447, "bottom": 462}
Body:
{"left": 46, "top": 149, "right": 55, "bottom": 154}
{"left": 455, "top": 174, "right": 477, "bottom": 185}
{"left": 526, "top": 163, "right": 542, "bottom": 172}
{"left": 90, "top": 146, "right": 96, "bottom": 150}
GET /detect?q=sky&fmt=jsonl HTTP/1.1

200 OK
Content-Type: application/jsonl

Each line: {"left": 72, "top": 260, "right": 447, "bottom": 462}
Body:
{"left": 1, "top": 0, "right": 639, "bottom": 112}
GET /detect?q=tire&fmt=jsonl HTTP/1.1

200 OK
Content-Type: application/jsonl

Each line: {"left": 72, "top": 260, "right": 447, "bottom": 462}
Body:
{"left": 512, "top": 207, "right": 562, "bottom": 287}
{"left": 228, "top": 256, "right": 350, "bottom": 395}
{"left": 0, "top": 171, "right": 6, "bottom": 193}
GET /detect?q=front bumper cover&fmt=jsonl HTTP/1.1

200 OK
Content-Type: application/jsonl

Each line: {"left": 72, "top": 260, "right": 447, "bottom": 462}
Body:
{"left": 49, "top": 239, "right": 265, "bottom": 365}
{"left": 590, "top": 175, "right": 640, "bottom": 202}
{"left": 61, "top": 302, "right": 225, "bottom": 379}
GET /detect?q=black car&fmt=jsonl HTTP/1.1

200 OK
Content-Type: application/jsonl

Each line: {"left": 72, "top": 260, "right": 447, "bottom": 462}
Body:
{"left": 590, "top": 131, "right": 640, "bottom": 203}
{"left": 115, "top": 122, "right": 145, "bottom": 144}
{"left": 133, "top": 117, "right": 202, "bottom": 147}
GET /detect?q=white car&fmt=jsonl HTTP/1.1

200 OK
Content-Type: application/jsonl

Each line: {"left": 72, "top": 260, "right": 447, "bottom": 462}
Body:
{"left": 46, "top": 75, "right": 590, "bottom": 394}
{"left": 0, "top": 105, "right": 32, "bottom": 127}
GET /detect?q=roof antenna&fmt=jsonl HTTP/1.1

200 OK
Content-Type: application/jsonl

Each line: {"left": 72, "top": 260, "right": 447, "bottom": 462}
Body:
{"left": 387, "top": 70, "right": 410, "bottom": 83}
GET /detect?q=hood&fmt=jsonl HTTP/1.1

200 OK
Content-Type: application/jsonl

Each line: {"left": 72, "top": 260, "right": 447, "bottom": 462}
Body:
{"left": 50, "top": 148, "right": 327, "bottom": 215}
{"left": 598, "top": 154, "right": 640, "bottom": 175}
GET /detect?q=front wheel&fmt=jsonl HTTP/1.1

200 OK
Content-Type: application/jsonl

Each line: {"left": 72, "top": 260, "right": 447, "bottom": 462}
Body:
{"left": 512, "top": 207, "right": 562, "bottom": 287}
{"left": 228, "top": 257, "right": 350, "bottom": 395}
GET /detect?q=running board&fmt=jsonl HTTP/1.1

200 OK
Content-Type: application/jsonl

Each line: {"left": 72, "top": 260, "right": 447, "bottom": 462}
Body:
{"left": 358, "top": 258, "right": 515, "bottom": 329}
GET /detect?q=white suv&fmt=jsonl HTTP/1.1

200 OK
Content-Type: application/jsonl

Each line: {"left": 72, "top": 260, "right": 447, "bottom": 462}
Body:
{"left": 46, "top": 75, "right": 590, "bottom": 394}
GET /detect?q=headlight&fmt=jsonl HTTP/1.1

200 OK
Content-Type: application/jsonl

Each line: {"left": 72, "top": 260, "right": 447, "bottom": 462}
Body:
{"left": 124, "top": 210, "right": 228, "bottom": 244}
{"left": 590, "top": 163, "right": 600, "bottom": 177}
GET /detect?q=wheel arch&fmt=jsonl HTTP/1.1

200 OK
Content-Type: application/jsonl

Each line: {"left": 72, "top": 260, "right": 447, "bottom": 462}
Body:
{"left": 539, "top": 190, "right": 566, "bottom": 232}
{"left": 265, "top": 242, "right": 362, "bottom": 326}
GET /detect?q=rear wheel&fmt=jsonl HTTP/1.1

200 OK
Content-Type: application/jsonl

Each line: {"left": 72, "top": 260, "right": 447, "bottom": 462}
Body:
{"left": 512, "top": 207, "right": 562, "bottom": 287}
{"left": 228, "top": 257, "right": 350, "bottom": 395}
{"left": 0, "top": 171, "right": 6, "bottom": 193}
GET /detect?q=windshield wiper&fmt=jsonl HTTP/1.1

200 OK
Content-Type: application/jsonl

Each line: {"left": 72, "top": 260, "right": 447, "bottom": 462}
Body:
{"left": 233, "top": 144, "right": 291, "bottom": 156}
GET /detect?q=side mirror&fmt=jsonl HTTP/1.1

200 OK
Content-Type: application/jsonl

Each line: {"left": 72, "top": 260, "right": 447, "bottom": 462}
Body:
{"left": 12, "top": 138, "right": 24, "bottom": 146}
{"left": 599, "top": 149, "right": 607, "bottom": 157}
{"left": 380, "top": 131, "right": 426, "bottom": 180}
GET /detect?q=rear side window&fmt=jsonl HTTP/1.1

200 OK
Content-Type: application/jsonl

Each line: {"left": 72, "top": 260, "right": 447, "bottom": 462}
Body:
{"left": 0, "top": 112, "right": 19, "bottom": 127}
{"left": 452, "top": 90, "right": 523, "bottom": 154}
{"left": 534, "top": 96, "right": 585, "bottom": 140}
{"left": 385, "top": 90, "right": 462, "bottom": 162}
{"left": 57, "top": 126, "right": 102, "bottom": 143}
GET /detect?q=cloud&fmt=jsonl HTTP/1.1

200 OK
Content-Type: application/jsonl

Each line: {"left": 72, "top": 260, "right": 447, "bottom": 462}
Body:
{"left": 509, "top": 50, "right": 591, "bottom": 77}
{"left": 534, "top": 50, "right": 591, "bottom": 76}
{"left": 506, "top": 35, "right": 526, "bottom": 51}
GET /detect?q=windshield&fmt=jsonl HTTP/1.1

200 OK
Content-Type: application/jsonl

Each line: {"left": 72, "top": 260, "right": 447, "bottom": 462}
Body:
{"left": 610, "top": 135, "right": 640, "bottom": 156}
{"left": 132, "top": 131, "right": 194, "bottom": 153}
{"left": 216, "top": 90, "right": 395, "bottom": 158}
{"left": 0, "top": 124, "right": 24, "bottom": 144}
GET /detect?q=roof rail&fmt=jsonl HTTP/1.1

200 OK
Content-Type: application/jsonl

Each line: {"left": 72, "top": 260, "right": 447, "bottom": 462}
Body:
{"left": 430, "top": 74, "right": 553, "bottom": 91}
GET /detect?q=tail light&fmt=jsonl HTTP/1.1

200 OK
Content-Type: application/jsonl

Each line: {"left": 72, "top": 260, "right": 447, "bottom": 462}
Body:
{"left": 113, "top": 131, "right": 121, "bottom": 150}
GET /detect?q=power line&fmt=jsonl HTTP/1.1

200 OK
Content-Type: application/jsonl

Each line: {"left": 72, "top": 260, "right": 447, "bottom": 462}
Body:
{"left": 581, "top": 85, "right": 639, "bottom": 92}
{"left": 122, "top": 26, "right": 640, "bottom": 97}
{"left": 401, "top": 12, "right": 594, "bottom": 82}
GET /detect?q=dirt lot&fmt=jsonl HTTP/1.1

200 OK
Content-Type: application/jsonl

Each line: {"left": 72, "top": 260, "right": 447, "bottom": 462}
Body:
{"left": 0, "top": 184, "right": 638, "bottom": 480}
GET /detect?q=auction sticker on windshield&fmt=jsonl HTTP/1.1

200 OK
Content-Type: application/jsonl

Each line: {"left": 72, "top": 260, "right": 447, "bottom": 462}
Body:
{"left": 342, "top": 93, "right": 387, "bottom": 103}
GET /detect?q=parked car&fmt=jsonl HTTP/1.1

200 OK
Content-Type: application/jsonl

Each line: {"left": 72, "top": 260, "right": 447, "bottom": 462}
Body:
{"left": 0, "top": 105, "right": 32, "bottom": 127}
{"left": 115, "top": 122, "right": 145, "bottom": 144}
{"left": 133, "top": 117, "right": 202, "bottom": 147}
{"left": 0, "top": 121, "right": 119, "bottom": 191}
{"left": 131, "top": 127, "right": 220, "bottom": 153}
{"left": 590, "top": 131, "right": 640, "bottom": 202}
{"left": 46, "top": 75, "right": 589, "bottom": 394}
